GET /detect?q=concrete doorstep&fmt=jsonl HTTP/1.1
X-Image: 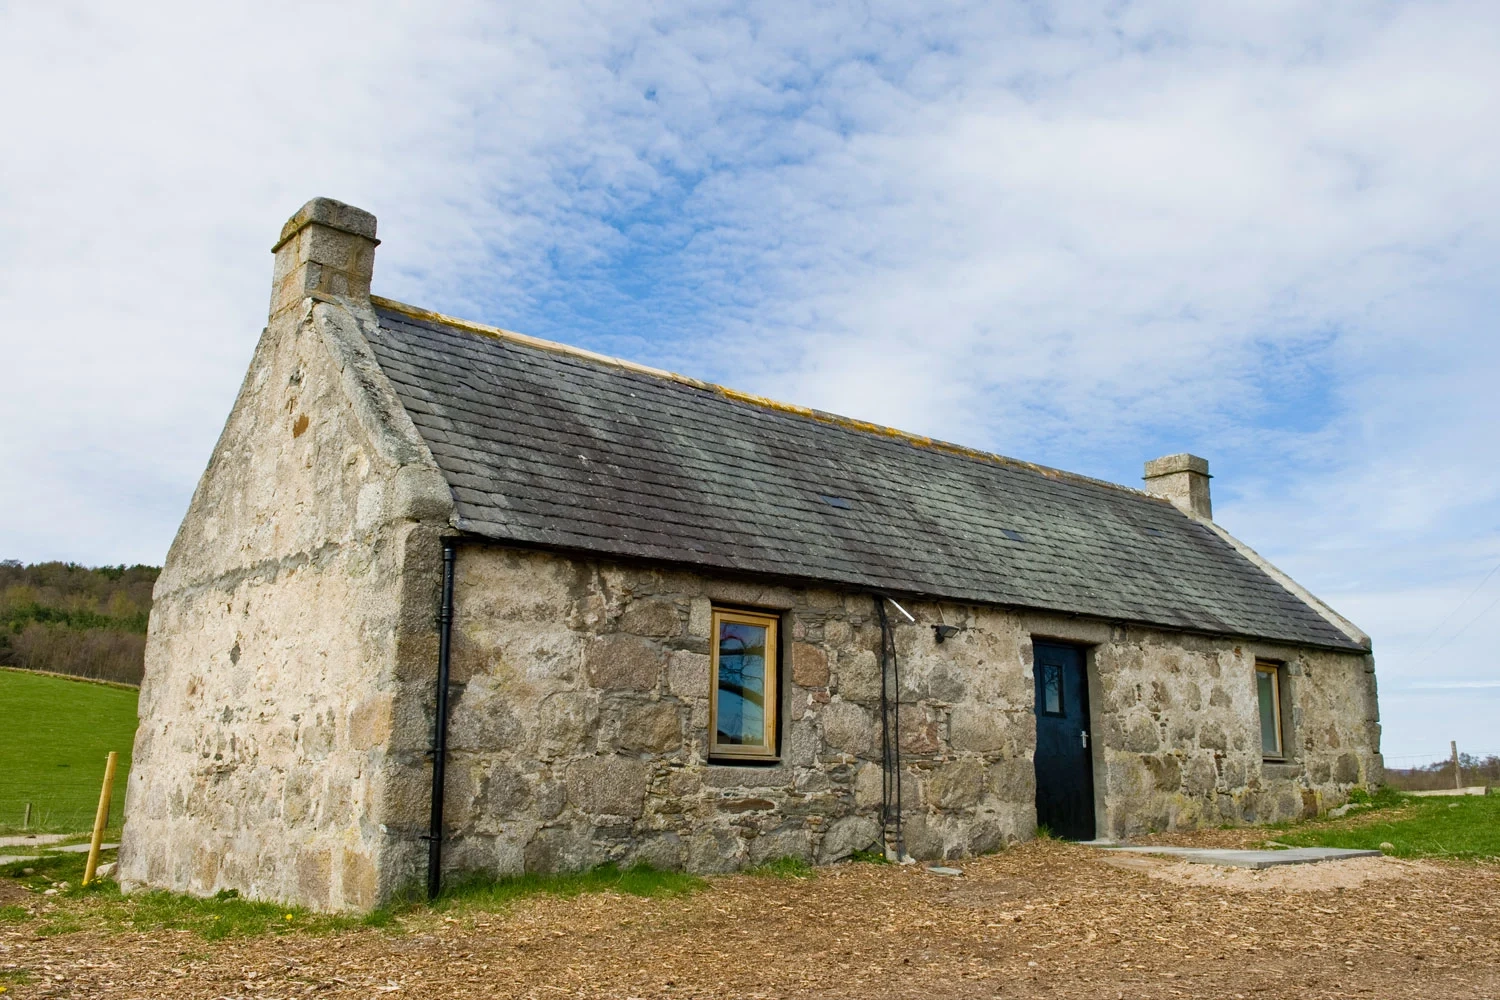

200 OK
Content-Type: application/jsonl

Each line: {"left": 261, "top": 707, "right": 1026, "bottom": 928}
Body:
{"left": 1097, "top": 846, "right": 1382, "bottom": 869}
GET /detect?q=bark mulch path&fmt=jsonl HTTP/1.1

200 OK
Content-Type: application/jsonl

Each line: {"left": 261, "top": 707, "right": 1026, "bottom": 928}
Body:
{"left": 3, "top": 839, "right": 1497, "bottom": 999}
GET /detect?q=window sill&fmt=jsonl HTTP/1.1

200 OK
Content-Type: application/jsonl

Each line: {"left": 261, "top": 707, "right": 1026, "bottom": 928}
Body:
{"left": 1262, "top": 760, "right": 1304, "bottom": 779}
{"left": 707, "top": 755, "right": 782, "bottom": 767}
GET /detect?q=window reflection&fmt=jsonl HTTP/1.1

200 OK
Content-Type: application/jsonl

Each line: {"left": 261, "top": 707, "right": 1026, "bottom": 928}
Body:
{"left": 716, "top": 621, "right": 767, "bottom": 746}
{"left": 1043, "top": 663, "right": 1062, "bottom": 715}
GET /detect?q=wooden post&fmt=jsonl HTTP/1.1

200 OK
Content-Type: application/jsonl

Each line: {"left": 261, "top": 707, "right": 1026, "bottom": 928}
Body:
{"left": 82, "top": 751, "right": 118, "bottom": 886}
{"left": 22, "top": 802, "right": 31, "bottom": 830}
{"left": 1452, "top": 740, "right": 1462, "bottom": 790}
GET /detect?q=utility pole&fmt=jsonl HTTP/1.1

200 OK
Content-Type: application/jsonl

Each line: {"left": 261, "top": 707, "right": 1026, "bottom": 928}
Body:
{"left": 1452, "top": 740, "right": 1462, "bottom": 790}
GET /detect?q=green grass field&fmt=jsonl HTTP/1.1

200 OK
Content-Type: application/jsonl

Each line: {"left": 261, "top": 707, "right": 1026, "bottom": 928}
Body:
{"left": 1278, "top": 789, "right": 1500, "bottom": 860}
{"left": 0, "top": 668, "right": 139, "bottom": 833}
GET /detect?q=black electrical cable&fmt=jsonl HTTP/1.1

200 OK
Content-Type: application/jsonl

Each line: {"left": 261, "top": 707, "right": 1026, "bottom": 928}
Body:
{"left": 876, "top": 597, "right": 891, "bottom": 854}
{"left": 875, "top": 596, "right": 905, "bottom": 860}
{"left": 890, "top": 607, "right": 903, "bottom": 857}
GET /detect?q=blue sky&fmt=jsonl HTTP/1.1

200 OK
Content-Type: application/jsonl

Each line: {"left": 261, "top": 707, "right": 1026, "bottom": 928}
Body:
{"left": 2, "top": 1, "right": 1497, "bottom": 762}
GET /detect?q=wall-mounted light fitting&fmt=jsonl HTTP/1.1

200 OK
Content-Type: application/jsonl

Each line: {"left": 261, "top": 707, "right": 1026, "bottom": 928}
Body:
{"left": 932, "top": 624, "right": 961, "bottom": 644}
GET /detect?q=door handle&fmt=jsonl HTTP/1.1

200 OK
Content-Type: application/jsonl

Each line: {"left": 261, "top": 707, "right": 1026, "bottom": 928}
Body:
{"left": 1080, "top": 729, "right": 1089, "bottom": 748}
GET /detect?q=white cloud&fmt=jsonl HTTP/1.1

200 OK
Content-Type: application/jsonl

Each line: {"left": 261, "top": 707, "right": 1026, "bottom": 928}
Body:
{"left": 2, "top": 0, "right": 1497, "bottom": 759}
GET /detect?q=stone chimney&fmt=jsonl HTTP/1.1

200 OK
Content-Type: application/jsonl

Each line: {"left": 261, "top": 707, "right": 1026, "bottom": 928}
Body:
{"left": 1143, "top": 453, "right": 1212, "bottom": 520}
{"left": 269, "top": 197, "right": 378, "bottom": 319}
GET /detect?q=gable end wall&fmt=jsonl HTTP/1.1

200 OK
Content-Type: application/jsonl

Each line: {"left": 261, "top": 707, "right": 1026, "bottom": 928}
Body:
{"left": 118, "top": 300, "right": 453, "bottom": 911}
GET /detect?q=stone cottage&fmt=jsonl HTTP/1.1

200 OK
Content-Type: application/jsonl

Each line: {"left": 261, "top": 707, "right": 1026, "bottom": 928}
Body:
{"left": 119, "top": 198, "right": 1382, "bottom": 911}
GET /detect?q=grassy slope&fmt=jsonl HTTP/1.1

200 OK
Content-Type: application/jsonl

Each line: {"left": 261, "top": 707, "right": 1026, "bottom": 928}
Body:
{"left": 1278, "top": 791, "right": 1500, "bottom": 860}
{"left": 0, "top": 668, "right": 139, "bottom": 833}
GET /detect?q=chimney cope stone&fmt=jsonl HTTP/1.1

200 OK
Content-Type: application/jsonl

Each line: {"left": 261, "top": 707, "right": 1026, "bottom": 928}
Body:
{"left": 1143, "top": 453, "right": 1212, "bottom": 520}
{"left": 269, "top": 197, "right": 379, "bottom": 319}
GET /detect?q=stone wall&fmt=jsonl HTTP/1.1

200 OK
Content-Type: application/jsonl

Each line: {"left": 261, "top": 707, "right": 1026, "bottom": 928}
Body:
{"left": 1087, "top": 629, "right": 1381, "bottom": 836}
{"left": 438, "top": 543, "right": 1381, "bottom": 874}
{"left": 117, "top": 297, "right": 452, "bottom": 911}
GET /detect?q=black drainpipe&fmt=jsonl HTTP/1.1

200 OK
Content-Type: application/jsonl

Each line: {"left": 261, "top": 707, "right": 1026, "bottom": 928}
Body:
{"left": 426, "top": 538, "right": 456, "bottom": 900}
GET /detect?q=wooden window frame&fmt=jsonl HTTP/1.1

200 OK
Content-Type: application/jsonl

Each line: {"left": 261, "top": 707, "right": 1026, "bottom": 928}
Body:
{"left": 1255, "top": 661, "right": 1285, "bottom": 760}
{"left": 708, "top": 607, "right": 780, "bottom": 762}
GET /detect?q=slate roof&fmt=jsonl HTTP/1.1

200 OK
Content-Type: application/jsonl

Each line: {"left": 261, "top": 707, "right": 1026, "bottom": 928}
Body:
{"left": 366, "top": 299, "right": 1363, "bottom": 652}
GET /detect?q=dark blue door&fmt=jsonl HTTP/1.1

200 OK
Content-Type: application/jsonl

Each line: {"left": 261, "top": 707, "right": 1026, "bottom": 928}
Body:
{"left": 1032, "top": 641, "right": 1095, "bottom": 840}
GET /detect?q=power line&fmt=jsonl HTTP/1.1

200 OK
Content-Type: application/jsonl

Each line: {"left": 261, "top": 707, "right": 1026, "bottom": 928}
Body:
{"left": 1409, "top": 588, "right": 1500, "bottom": 675}
{"left": 1407, "top": 552, "right": 1500, "bottom": 654}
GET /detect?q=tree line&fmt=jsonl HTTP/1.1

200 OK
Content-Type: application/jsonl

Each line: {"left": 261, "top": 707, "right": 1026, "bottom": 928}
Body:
{"left": 0, "top": 560, "right": 158, "bottom": 685}
{"left": 1384, "top": 753, "right": 1500, "bottom": 791}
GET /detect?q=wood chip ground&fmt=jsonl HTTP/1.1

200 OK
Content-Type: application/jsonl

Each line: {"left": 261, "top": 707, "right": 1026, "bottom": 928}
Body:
{"left": 3, "top": 838, "right": 1497, "bottom": 999}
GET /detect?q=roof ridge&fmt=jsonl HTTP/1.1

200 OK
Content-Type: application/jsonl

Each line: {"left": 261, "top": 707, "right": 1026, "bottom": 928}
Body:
{"left": 371, "top": 295, "right": 1163, "bottom": 502}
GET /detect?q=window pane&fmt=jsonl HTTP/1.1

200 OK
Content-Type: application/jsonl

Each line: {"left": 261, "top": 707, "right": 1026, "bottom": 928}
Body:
{"left": 717, "top": 620, "right": 768, "bottom": 747}
{"left": 1043, "top": 664, "right": 1062, "bottom": 715}
{"left": 1257, "top": 669, "right": 1280, "bottom": 756}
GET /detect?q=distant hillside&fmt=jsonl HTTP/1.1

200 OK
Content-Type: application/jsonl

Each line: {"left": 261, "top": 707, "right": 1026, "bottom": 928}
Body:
{"left": 0, "top": 561, "right": 158, "bottom": 685}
